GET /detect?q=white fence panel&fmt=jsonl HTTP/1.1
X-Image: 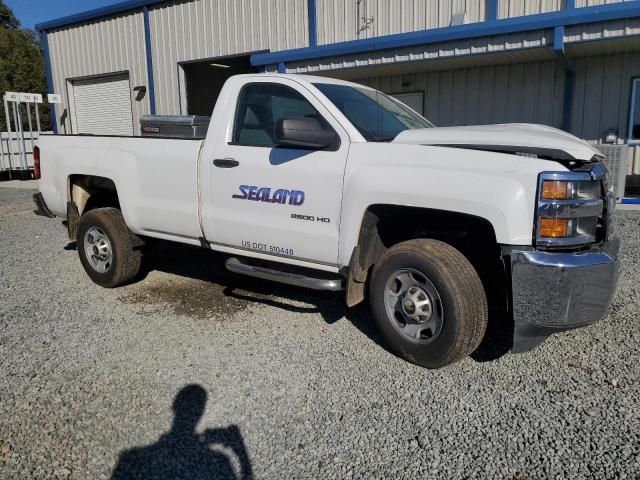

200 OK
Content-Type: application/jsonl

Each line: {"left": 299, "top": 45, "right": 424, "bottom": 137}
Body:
{"left": 0, "top": 131, "right": 52, "bottom": 177}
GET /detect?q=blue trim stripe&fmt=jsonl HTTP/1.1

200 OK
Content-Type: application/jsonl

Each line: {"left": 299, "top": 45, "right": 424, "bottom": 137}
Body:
{"left": 251, "top": 1, "right": 640, "bottom": 66}
{"left": 621, "top": 197, "right": 640, "bottom": 205}
{"left": 35, "top": 0, "right": 168, "bottom": 32}
{"left": 142, "top": 6, "right": 156, "bottom": 115}
{"left": 307, "top": 0, "right": 317, "bottom": 47}
{"left": 41, "top": 32, "right": 57, "bottom": 134}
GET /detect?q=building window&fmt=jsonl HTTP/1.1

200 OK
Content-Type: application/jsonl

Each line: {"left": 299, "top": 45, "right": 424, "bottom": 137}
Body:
{"left": 630, "top": 78, "right": 640, "bottom": 143}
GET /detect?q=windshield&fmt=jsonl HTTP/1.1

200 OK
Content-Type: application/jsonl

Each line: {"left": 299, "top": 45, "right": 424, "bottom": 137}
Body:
{"left": 313, "top": 83, "right": 434, "bottom": 142}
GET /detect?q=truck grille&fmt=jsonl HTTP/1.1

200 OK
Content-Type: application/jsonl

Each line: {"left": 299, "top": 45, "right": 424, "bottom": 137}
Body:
{"left": 597, "top": 165, "right": 616, "bottom": 243}
{"left": 579, "top": 162, "right": 612, "bottom": 245}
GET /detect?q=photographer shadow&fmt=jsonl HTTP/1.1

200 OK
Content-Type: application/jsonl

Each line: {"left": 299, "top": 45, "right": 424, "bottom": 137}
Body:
{"left": 111, "top": 384, "right": 253, "bottom": 480}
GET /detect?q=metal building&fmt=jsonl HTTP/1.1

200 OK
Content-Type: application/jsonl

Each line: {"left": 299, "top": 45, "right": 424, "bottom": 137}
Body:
{"left": 36, "top": 0, "right": 640, "bottom": 195}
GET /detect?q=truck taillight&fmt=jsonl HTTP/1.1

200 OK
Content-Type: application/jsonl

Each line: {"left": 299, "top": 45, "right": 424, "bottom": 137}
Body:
{"left": 33, "top": 146, "right": 41, "bottom": 179}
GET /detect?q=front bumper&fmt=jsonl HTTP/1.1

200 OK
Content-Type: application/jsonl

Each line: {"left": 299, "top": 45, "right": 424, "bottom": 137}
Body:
{"left": 505, "top": 237, "right": 620, "bottom": 352}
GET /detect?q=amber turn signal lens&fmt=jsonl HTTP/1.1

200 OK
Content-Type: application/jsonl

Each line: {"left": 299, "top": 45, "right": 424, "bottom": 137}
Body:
{"left": 539, "top": 218, "right": 569, "bottom": 238}
{"left": 542, "top": 180, "right": 568, "bottom": 200}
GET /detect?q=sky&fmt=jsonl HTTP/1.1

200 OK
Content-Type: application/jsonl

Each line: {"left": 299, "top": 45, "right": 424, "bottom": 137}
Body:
{"left": 6, "top": 0, "right": 124, "bottom": 31}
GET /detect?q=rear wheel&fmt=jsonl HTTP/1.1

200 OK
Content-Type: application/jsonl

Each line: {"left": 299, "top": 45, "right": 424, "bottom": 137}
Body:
{"left": 77, "top": 207, "right": 141, "bottom": 288}
{"left": 369, "top": 239, "right": 487, "bottom": 368}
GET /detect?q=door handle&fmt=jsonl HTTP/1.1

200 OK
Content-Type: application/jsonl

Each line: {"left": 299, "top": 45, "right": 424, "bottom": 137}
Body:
{"left": 213, "top": 158, "right": 240, "bottom": 168}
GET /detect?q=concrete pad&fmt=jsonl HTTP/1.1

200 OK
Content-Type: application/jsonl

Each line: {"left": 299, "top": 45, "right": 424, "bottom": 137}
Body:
{"left": 0, "top": 179, "right": 38, "bottom": 190}
{"left": 617, "top": 203, "right": 640, "bottom": 211}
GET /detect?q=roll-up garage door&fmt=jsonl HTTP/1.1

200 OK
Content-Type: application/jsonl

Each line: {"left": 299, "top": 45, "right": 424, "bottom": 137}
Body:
{"left": 70, "top": 74, "right": 134, "bottom": 136}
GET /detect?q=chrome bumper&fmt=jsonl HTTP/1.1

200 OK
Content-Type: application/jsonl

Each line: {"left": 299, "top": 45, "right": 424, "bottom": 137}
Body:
{"left": 505, "top": 237, "right": 620, "bottom": 352}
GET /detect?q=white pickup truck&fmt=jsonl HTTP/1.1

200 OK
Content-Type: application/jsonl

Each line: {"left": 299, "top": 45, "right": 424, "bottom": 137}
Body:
{"left": 34, "top": 73, "right": 620, "bottom": 368}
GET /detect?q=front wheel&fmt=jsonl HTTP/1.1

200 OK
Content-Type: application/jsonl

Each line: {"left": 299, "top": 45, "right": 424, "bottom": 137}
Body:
{"left": 77, "top": 207, "right": 142, "bottom": 288}
{"left": 369, "top": 239, "right": 488, "bottom": 368}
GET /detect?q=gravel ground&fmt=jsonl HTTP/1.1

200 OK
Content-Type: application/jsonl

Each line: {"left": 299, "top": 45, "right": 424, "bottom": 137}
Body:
{"left": 0, "top": 185, "right": 638, "bottom": 479}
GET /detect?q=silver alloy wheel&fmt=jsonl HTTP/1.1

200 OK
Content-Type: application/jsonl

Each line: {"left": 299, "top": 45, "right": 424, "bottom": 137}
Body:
{"left": 383, "top": 268, "right": 444, "bottom": 343}
{"left": 83, "top": 226, "right": 113, "bottom": 273}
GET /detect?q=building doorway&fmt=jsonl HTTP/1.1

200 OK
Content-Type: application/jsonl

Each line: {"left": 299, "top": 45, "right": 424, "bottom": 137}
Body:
{"left": 183, "top": 55, "right": 257, "bottom": 116}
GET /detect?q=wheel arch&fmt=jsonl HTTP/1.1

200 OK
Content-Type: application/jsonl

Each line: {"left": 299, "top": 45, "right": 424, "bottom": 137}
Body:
{"left": 66, "top": 175, "right": 121, "bottom": 241}
{"left": 345, "top": 204, "right": 503, "bottom": 307}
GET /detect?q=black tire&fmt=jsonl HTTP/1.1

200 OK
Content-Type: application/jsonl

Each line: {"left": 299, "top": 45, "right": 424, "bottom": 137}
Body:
{"left": 369, "top": 239, "right": 487, "bottom": 368}
{"left": 77, "top": 207, "right": 141, "bottom": 288}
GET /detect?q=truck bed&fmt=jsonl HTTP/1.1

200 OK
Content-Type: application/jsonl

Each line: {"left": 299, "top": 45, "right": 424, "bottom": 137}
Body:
{"left": 37, "top": 134, "right": 205, "bottom": 244}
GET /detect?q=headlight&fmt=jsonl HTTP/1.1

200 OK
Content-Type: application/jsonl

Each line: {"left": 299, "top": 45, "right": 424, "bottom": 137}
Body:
{"left": 536, "top": 169, "right": 607, "bottom": 248}
{"left": 541, "top": 179, "right": 600, "bottom": 200}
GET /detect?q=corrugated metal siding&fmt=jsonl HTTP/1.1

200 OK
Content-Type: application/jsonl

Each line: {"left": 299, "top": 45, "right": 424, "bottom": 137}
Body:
{"left": 570, "top": 52, "right": 640, "bottom": 143}
{"left": 575, "top": 0, "right": 628, "bottom": 7}
{"left": 498, "top": 0, "right": 564, "bottom": 19}
{"left": 316, "top": 0, "right": 486, "bottom": 45}
{"left": 47, "top": 11, "right": 148, "bottom": 135}
{"left": 149, "top": 0, "right": 309, "bottom": 115}
{"left": 353, "top": 60, "right": 565, "bottom": 127}
{"left": 287, "top": 29, "right": 552, "bottom": 73}
{"left": 0, "top": 132, "right": 48, "bottom": 171}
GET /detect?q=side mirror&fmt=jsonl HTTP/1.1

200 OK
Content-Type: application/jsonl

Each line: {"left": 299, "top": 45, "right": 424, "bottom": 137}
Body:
{"left": 275, "top": 117, "right": 339, "bottom": 149}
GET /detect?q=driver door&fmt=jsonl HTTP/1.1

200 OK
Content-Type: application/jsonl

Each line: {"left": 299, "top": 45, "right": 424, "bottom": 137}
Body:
{"left": 203, "top": 78, "right": 350, "bottom": 267}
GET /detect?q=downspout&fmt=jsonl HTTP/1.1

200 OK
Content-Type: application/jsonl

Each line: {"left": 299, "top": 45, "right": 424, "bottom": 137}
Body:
{"left": 40, "top": 31, "right": 57, "bottom": 134}
{"left": 553, "top": 25, "right": 575, "bottom": 133}
{"left": 308, "top": 0, "right": 317, "bottom": 47}
{"left": 487, "top": 0, "right": 498, "bottom": 21}
{"left": 142, "top": 6, "right": 157, "bottom": 115}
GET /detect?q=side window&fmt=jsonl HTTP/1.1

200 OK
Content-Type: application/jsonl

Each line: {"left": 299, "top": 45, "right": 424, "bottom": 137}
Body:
{"left": 232, "top": 83, "right": 331, "bottom": 147}
{"left": 630, "top": 78, "right": 640, "bottom": 142}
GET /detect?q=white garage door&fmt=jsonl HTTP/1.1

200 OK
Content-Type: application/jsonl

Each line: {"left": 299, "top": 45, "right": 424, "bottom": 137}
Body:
{"left": 70, "top": 74, "right": 134, "bottom": 136}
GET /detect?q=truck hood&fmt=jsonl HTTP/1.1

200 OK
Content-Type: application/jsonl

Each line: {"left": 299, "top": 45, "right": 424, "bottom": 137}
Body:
{"left": 392, "top": 123, "right": 603, "bottom": 162}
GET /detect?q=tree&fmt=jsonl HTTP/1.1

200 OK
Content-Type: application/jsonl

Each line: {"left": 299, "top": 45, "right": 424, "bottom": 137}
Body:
{"left": 0, "top": 0, "right": 51, "bottom": 132}
{"left": 0, "top": 0, "right": 19, "bottom": 29}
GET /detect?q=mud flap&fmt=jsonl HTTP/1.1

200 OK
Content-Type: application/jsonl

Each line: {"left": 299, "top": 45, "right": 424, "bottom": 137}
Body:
{"left": 66, "top": 202, "right": 80, "bottom": 241}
